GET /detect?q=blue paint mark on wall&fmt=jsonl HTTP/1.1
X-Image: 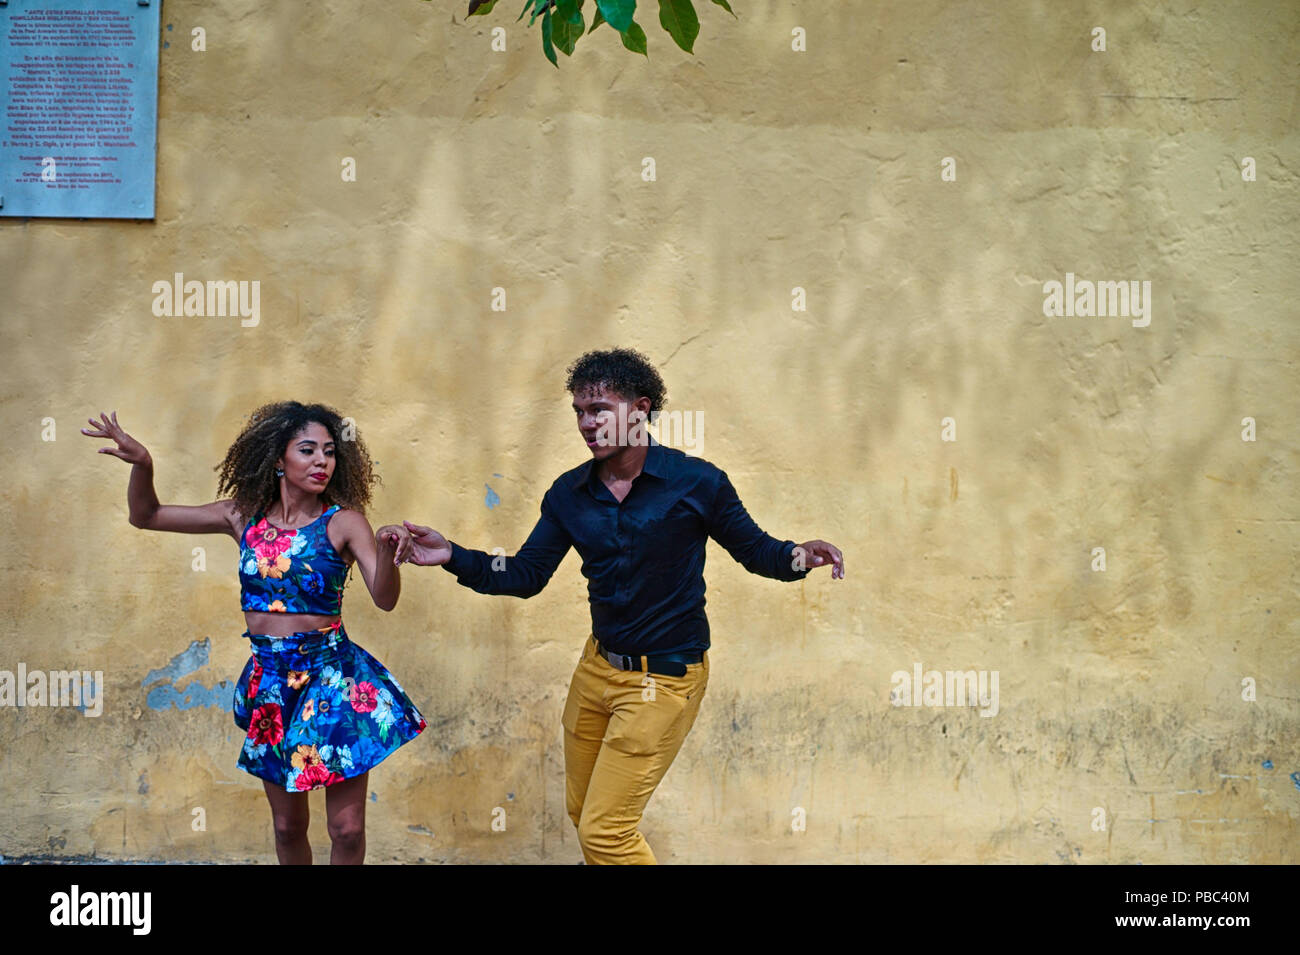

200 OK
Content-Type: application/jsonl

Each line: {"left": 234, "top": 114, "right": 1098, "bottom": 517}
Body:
{"left": 485, "top": 483, "right": 500, "bottom": 509}
{"left": 370, "top": 792, "right": 378, "bottom": 802}
{"left": 72, "top": 672, "right": 98, "bottom": 714}
{"left": 1291, "top": 772, "right": 1300, "bottom": 792}
{"left": 141, "top": 640, "right": 210, "bottom": 686}
{"left": 146, "top": 680, "right": 236, "bottom": 711}
{"left": 142, "top": 638, "right": 233, "bottom": 711}
{"left": 1262, "top": 759, "right": 1273, "bottom": 770}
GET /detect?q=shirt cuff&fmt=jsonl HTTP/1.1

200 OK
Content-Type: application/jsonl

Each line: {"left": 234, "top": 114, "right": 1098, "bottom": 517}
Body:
{"left": 785, "top": 540, "right": 812, "bottom": 579}
{"left": 443, "top": 540, "right": 471, "bottom": 576}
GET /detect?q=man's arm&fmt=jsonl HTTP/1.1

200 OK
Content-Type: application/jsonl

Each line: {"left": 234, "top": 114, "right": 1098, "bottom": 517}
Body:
{"left": 441, "top": 495, "right": 572, "bottom": 598}
{"left": 706, "top": 469, "right": 810, "bottom": 582}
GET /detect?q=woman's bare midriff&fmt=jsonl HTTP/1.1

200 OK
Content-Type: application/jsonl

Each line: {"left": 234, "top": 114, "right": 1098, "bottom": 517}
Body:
{"left": 244, "top": 612, "right": 342, "bottom": 637}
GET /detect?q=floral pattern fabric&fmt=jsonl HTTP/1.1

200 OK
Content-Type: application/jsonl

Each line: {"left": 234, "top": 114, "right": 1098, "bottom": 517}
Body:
{"left": 239, "top": 505, "right": 349, "bottom": 616}
{"left": 232, "top": 620, "right": 426, "bottom": 791}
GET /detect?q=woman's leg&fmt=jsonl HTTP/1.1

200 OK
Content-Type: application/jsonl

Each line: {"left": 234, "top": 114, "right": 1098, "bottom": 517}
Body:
{"left": 262, "top": 781, "right": 311, "bottom": 864}
{"left": 325, "top": 771, "right": 369, "bottom": 865}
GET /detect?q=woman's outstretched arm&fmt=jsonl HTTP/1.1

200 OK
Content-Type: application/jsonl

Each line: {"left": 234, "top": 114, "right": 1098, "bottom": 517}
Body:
{"left": 83, "top": 410, "right": 239, "bottom": 540}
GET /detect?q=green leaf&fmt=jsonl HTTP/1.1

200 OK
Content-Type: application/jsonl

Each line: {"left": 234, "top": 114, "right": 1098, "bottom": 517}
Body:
{"left": 517, "top": 0, "right": 532, "bottom": 21}
{"left": 657, "top": 0, "right": 698, "bottom": 53}
{"left": 591, "top": 5, "right": 606, "bottom": 30}
{"left": 552, "top": 0, "right": 585, "bottom": 54}
{"left": 528, "top": 0, "right": 551, "bottom": 26}
{"left": 541, "top": 5, "right": 559, "bottom": 65}
{"left": 596, "top": 0, "right": 635, "bottom": 33}
{"left": 621, "top": 17, "right": 647, "bottom": 55}
{"left": 467, "top": 0, "right": 498, "bottom": 16}
{"left": 710, "top": 0, "right": 736, "bottom": 15}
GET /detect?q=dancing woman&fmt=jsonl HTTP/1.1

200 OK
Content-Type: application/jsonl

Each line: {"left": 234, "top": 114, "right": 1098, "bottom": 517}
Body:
{"left": 84, "top": 402, "right": 426, "bottom": 864}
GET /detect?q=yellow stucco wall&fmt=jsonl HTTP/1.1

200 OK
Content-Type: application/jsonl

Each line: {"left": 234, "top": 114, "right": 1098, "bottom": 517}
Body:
{"left": 1, "top": 0, "right": 1297, "bottom": 863}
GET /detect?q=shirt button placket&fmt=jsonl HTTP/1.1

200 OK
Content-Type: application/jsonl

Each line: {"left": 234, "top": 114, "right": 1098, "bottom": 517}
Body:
{"left": 616, "top": 509, "right": 625, "bottom": 597}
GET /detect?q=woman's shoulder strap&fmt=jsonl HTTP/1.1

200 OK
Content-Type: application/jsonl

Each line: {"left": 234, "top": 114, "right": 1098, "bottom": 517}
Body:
{"left": 237, "top": 510, "right": 260, "bottom": 545}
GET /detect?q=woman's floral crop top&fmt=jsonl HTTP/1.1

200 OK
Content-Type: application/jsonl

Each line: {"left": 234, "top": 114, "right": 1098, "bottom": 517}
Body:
{"left": 239, "top": 505, "right": 349, "bottom": 615}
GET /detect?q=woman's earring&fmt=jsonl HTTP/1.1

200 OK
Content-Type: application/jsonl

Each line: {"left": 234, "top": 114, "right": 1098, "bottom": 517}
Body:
{"left": 275, "top": 468, "right": 284, "bottom": 477}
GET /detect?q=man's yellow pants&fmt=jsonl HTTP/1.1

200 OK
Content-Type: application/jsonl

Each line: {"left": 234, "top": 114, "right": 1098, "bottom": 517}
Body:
{"left": 562, "top": 633, "right": 710, "bottom": 864}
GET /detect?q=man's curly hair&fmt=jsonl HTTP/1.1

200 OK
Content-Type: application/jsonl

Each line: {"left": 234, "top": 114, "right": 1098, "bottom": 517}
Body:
{"left": 215, "top": 401, "right": 379, "bottom": 525}
{"left": 564, "top": 347, "right": 667, "bottom": 415}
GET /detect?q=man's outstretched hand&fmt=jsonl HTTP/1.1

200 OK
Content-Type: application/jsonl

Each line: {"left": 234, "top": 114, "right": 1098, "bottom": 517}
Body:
{"left": 793, "top": 540, "right": 844, "bottom": 579}
{"left": 401, "top": 521, "right": 453, "bottom": 566}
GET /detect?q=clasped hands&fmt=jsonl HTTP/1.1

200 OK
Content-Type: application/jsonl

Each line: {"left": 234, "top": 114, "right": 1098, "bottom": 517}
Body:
{"left": 373, "top": 521, "right": 451, "bottom": 567}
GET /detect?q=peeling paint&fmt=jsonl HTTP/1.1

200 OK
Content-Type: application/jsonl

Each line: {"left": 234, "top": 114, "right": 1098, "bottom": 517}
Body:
{"left": 141, "top": 639, "right": 232, "bottom": 710}
{"left": 71, "top": 672, "right": 99, "bottom": 715}
{"left": 141, "top": 640, "right": 210, "bottom": 687}
{"left": 145, "top": 681, "right": 236, "bottom": 711}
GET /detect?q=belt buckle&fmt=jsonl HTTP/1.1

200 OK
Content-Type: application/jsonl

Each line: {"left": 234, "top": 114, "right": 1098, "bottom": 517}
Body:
{"left": 606, "top": 649, "right": 634, "bottom": 671}
{"left": 596, "top": 638, "right": 637, "bottom": 671}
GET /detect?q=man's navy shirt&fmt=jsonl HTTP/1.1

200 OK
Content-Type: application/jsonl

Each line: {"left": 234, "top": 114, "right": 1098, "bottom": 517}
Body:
{"left": 442, "top": 439, "right": 809, "bottom": 655}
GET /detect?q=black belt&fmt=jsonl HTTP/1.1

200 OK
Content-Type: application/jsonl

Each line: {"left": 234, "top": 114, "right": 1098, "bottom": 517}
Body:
{"left": 593, "top": 636, "right": 703, "bottom": 677}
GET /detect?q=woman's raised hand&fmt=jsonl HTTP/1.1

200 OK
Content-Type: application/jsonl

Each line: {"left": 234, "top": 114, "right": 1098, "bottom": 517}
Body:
{"left": 82, "top": 410, "right": 151, "bottom": 466}
{"left": 401, "top": 521, "right": 453, "bottom": 566}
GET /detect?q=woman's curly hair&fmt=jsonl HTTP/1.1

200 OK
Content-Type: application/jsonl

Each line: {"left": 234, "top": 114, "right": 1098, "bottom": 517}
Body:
{"left": 215, "top": 401, "right": 379, "bottom": 525}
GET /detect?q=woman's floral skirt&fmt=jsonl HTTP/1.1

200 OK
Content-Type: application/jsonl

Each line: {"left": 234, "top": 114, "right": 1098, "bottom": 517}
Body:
{"left": 232, "top": 620, "right": 426, "bottom": 791}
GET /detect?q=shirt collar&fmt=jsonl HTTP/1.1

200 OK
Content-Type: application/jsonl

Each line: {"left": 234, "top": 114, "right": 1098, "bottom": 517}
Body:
{"left": 570, "top": 436, "right": 666, "bottom": 492}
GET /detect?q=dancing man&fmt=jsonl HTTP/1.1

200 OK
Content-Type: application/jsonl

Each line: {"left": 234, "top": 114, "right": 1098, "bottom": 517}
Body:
{"left": 401, "top": 348, "right": 843, "bottom": 863}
